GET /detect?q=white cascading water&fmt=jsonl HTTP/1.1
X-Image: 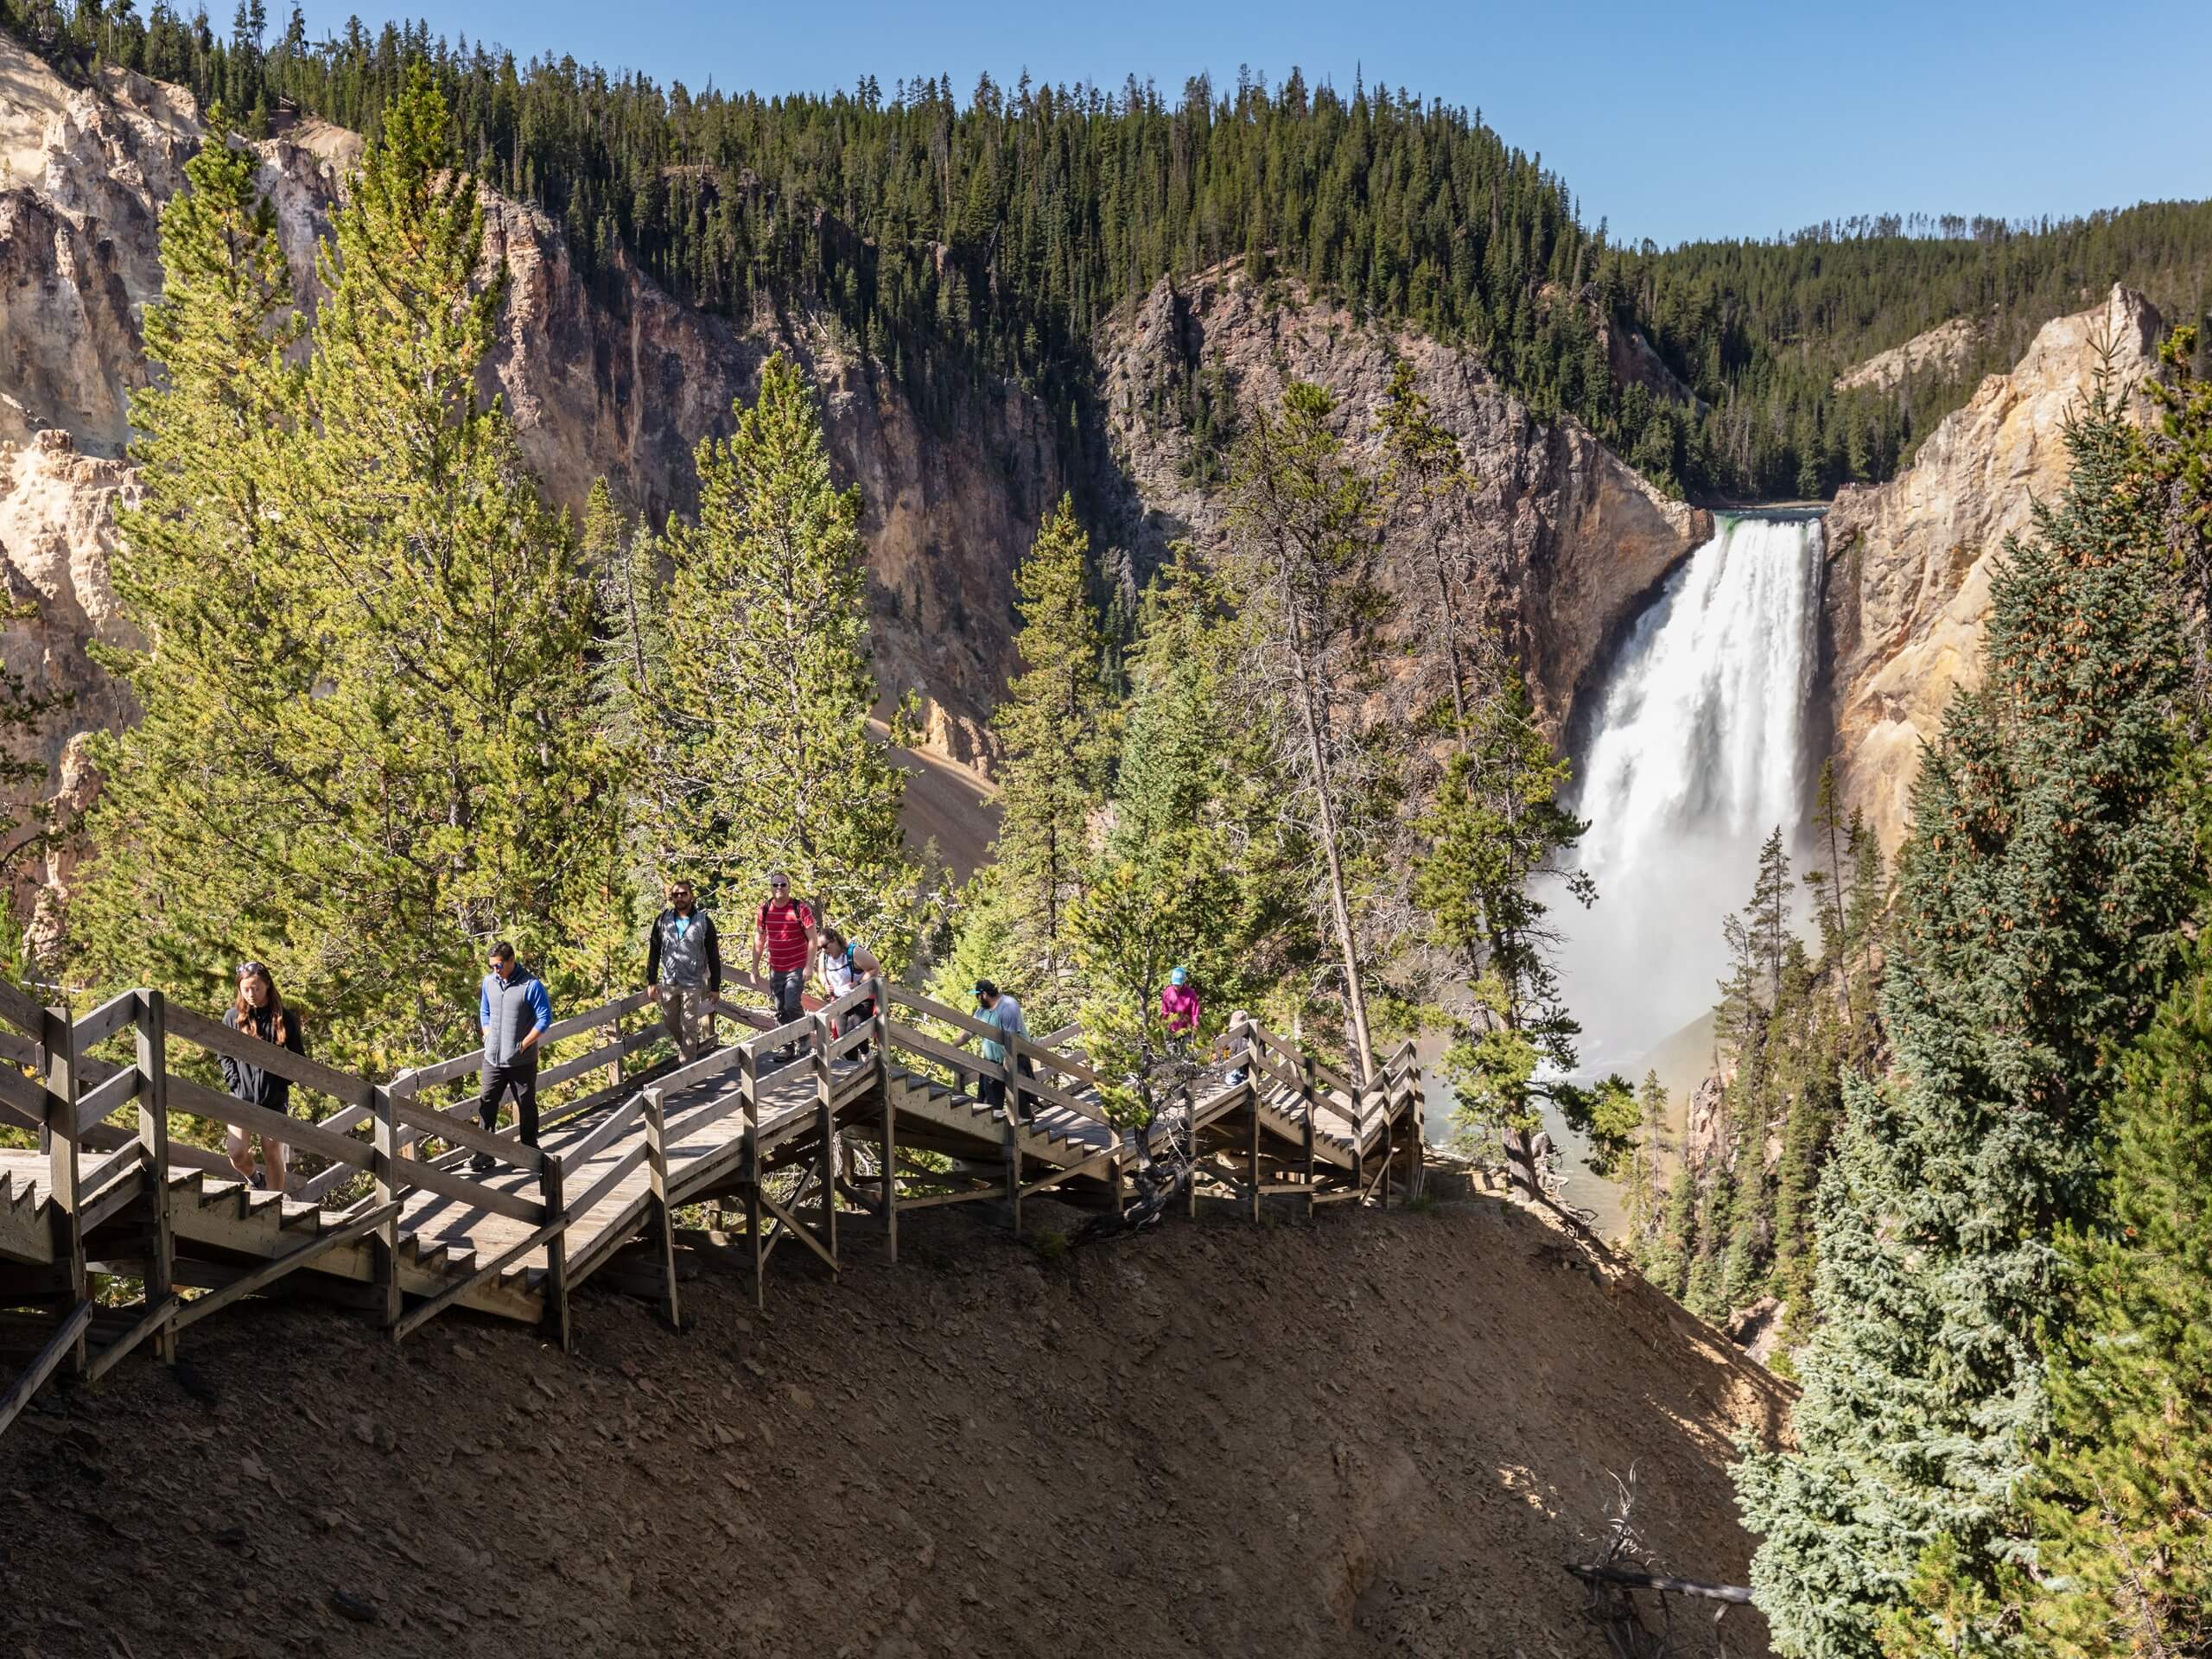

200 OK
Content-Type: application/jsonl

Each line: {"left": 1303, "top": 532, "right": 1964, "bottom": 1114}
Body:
{"left": 1557, "top": 513, "right": 1827, "bottom": 1076}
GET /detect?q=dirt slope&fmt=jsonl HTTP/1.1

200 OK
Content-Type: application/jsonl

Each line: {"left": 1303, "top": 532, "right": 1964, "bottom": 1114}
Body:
{"left": 0, "top": 1198, "right": 1787, "bottom": 1658}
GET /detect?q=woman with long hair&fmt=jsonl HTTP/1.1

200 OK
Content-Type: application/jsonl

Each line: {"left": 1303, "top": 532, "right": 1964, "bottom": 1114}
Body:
{"left": 810, "top": 922, "right": 882, "bottom": 1058}
{"left": 222, "top": 960, "right": 307, "bottom": 1193}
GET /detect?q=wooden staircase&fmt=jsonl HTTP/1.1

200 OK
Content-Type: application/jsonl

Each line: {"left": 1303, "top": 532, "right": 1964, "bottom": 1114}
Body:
{"left": 0, "top": 972, "right": 1425, "bottom": 1437}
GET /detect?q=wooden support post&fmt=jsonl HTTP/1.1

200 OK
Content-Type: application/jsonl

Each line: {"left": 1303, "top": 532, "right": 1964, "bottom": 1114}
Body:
{"left": 1412, "top": 1080, "right": 1427, "bottom": 1198}
{"left": 643, "top": 1087, "right": 680, "bottom": 1329}
{"left": 812, "top": 1013, "right": 836, "bottom": 1269}
{"left": 40, "top": 1003, "right": 85, "bottom": 1373}
{"left": 875, "top": 983, "right": 897, "bottom": 1264}
{"left": 605, "top": 1013, "right": 625, "bottom": 1092}
{"left": 1302, "top": 1074, "right": 1318, "bottom": 1223}
{"left": 1301, "top": 1049, "right": 1323, "bottom": 1217}
{"left": 742, "top": 1045, "right": 765, "bottom": 1312}
{"left": 1184, "top": 1078, "right": 1199, "bottom": 1220}
{"left": 1004, "top": 1032, "right": 1024, "bottom": 1236}
{"left": 541, "top": 1152, "right": 572, "bottom": 1350}
{"left": 1248, "top": 1095, "right": 1262, "bottom": 1225}
{"left": 369, "top": 1082, "right": 404, "bottom": 1332}
{"left": 1380, "top": 1110, "right": 1394, "bottom": 1209}
{"left": 134, "top": 990, "right": 176, "bottom": 1363}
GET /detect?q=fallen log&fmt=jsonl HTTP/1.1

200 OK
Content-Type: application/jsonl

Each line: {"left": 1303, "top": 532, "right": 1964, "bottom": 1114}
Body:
{"left": 1565, "top": 1563, "right": 1754, "bottom": 1605}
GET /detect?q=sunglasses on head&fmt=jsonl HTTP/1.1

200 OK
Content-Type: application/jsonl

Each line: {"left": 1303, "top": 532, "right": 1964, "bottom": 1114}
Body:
{"left": 237, "top": 961, "right": 269, "bottom": 980}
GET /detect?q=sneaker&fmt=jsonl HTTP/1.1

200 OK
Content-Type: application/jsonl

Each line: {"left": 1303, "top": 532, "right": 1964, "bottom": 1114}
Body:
{"left": 469, "top": 1154, "right": 496, "bottom": 1174}
{"left": 249, "top": 1172, "right": 266, "bottom": 1191}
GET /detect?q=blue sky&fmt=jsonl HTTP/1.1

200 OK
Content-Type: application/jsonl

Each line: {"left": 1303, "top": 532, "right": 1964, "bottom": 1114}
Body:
{"left": 289, "top": 0, "right": 2209, "bottom": 246}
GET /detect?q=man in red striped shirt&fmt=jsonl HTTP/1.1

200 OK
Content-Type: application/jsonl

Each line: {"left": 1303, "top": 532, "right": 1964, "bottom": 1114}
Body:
{"left": 751, "top": 870, "right": 817, "bottom": 1055}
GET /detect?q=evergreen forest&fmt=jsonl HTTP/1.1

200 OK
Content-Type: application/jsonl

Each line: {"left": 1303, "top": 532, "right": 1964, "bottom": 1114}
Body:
{"left": 4, "top": 9, "right": 2212, "bottom": 1655}
{"left": 8, "top": 0, "right": 2210, "bottom": 503}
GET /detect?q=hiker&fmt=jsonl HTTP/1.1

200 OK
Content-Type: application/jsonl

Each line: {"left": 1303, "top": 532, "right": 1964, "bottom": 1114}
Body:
{"left": 645, "top": 878, "right": 722, "bottom": 1063}
{"left": 221, "top": 960, "right": 306, "bottom": 1193}
{"left": 751, "top": 871, "right": 817, "bottom": 1054}
{"left": 1160, "top": 966, "right": 1201, "bottom": 1040}
{"left": 812, "top": 923, "right": 882, "bottom": 1058}
{"left": 1225, "top": 1007, "right": 1252, "bottom": 1085}
{"left": 973, "top": 979, "right": 1034, "bottom": 1122}
{"left": 476, "top": 942, "right": 551, "bottom": 1170}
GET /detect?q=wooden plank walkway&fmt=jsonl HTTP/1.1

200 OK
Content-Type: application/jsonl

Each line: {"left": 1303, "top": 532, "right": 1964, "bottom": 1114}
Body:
{"left": 0, "top": 973, "right": 1423, "bottom": 1433}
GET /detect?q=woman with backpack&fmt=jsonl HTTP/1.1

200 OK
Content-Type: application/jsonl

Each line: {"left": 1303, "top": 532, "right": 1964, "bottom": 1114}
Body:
{"left": 222, "top": 960, "right": 307, "bottom": 1193}
{"left": 812, "top": 923, "right": 882, "bottom": 1059}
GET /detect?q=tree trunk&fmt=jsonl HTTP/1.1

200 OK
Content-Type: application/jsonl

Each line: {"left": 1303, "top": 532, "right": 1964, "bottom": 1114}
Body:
{"left": 1288, "top": 645, "right": 1376, "bottom": 1085}
{"left": 1431, "top": 527, "right": 1469, "bottom": 732}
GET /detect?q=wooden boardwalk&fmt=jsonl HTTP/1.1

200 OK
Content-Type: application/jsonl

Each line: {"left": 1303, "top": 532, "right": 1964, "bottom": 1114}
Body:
{"left": 0, "top": 971, "right": 1423, "bottom": 1433}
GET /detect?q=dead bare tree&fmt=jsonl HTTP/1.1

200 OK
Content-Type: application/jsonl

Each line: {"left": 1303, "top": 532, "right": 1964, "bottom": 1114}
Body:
{"left": 1567, "top": 1466, "right": 1750, "bottom": 1659}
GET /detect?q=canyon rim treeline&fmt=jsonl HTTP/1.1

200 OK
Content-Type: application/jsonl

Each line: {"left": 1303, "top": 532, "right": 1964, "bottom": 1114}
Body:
{"left": 10, "top": 0, "right": 2212, "bottom": 505}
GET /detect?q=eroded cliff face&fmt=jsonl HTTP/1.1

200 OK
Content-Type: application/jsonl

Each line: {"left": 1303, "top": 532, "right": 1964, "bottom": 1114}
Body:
{"left": 0, "top": 41, "right": 1716, "bottom": 944}
{"left": 1823, "top": 284, "right": 2162, "bottom": 853}
{"left": 1093, "top": 267, "right": 1712, "bottom": 736}
{"left": 0, "top": 37, "right": 1052, "bottom": 934}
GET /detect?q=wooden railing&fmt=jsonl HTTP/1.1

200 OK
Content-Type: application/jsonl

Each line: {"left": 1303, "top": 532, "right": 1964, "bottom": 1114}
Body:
{"left": 0, "top": 978, "right": 676, "bottom": 1400}
{"left": 1198, "top": 1014, "right": 1425, "bottom": 1214}
{"left": 2, "top": 967, "right": 1429, "bottom": 1435}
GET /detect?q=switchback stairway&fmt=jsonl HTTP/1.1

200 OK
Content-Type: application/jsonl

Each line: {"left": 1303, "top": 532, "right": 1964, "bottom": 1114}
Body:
{"left": 0, "top": 972, "right": 1424, "bottom": 1436}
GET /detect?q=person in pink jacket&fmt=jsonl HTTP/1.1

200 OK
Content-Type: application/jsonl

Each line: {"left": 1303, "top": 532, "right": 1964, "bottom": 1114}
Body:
{"left": 1160, "top": 966, "right": 1201, "bottom": 1039}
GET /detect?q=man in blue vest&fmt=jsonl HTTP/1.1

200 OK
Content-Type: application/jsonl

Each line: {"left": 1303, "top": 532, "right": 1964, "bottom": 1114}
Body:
{"left": 476, "top": 941, "right": 552, "bottom": 1171}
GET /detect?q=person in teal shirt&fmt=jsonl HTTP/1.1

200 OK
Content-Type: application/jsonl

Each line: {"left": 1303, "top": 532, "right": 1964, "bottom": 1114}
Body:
{"left": 972, "top": 979, "right": 1033, "bottom": 1122}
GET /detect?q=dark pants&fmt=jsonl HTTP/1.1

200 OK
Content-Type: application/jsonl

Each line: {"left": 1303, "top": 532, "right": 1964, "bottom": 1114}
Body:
{"left": 769, "top": 968, "right": 806, "bottom": 1047}
{"left": 981, "top": 1054, "right": 1036, "bottom": 1117}
{"left": 836, "top": 998, "right": 875, "bottom": 1061}
{"left": 480, "top": 1058, "right": 541, "bottom": 1147}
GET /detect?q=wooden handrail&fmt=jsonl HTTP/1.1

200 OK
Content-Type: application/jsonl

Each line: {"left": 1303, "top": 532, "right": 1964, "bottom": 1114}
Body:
{"left": 162, "top": 1003, "right": 390, "bottom": 1106}
{"left": 0, "top": 976, "right": 50, "bottom": 1044}
{"left": 819, "top": 979, "right": 877, "bottom": 1021}
{"left": 390, "top": 1095, "right": 543, "bottom": 1173}
{"left": 887, "top": 984, "right": 1003, "bottom": 1046}
{"left": 885, "top": 1019, "right": 1009, "bottom": 1084}
{"left": 563, "top": 1095, "right": 647, "bottom": 1167}
{"left": 163, "top": 1072, "right": 375, "bottom": 1173}
{"left": 70, "top": 989, "right": 143, "bottom": 1051}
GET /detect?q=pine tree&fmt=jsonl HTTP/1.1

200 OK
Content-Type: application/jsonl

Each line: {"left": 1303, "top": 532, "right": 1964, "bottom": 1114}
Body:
{"left": 638, "top": 354, "right": 917, "bottom": 963}
{"left": 2017, "top": 945, "right": 2212, "bottom": 1656}
{"left": 1745, "top": 825, "right": 1794, "bottom": 1002}
{"left": 985, "top": 495, "right": 1114, "bottom": 990}
{"left": 1620, "top": 1070, "right": 1671, "bottom": 1256}
{"left": 1063, "top": 552, "right": 1304, "bottom": 1124}
{"left": 80, "top": 70, "right": 631, "bottom": 1067}
{"left": 1224, "top": 380, "right": 1392, "bottom": 1080}
{"left": 1804, "top": 760, "right": 1853, "bottom": 1017}
{"left": 1734, "top": 385, "right": 2197, "bottom": 1658}
{"left": 1411, "top": 667, "right": 1605, "bottom": 1186}
{"left": 75, "top": 109, "right": 308, "bottom": 1009}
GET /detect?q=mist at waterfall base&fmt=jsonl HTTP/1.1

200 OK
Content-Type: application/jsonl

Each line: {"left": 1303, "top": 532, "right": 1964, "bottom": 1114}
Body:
{"left": 1424, "top": 515, "right": 1826, "bottom": 1229}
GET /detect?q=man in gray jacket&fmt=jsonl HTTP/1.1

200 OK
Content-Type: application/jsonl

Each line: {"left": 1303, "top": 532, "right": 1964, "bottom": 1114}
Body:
{"left": 476, "top": 941, "right": 552, "bottom": 1171}
{"left": 645, "top": 879, "right": 721, "bottom": 1062}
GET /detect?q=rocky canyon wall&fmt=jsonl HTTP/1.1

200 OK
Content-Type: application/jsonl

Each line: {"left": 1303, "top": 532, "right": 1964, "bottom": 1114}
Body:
{"left": 1822, "top": 283, "right": 2163, "bottom": 853}
{"left": 0, "top": 38, "right": 1711, "bottom": 944}
{"left": 1092, "top": 267, "right": 1712, "bottom": 735}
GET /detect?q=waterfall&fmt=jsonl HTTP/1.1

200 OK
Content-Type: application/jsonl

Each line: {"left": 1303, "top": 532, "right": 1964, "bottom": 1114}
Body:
{"left": 1557, "top": 514, "right": 1827, "bottom": 1074}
